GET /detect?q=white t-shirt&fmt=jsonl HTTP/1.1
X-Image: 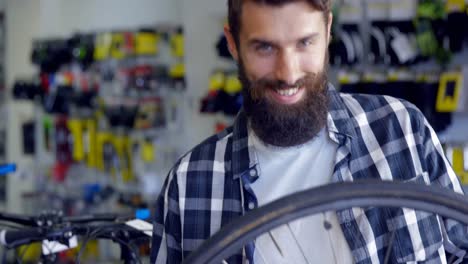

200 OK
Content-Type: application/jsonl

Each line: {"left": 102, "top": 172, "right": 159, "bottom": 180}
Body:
{"left": 249, "top": 127, "right": 354, "bottom": 264}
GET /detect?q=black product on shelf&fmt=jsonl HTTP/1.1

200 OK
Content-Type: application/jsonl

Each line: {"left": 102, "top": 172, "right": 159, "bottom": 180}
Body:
{"left": 43, "top": 85, "right": 75, "bottom": 114}
{"left": 411, "top": 80, "right": 451, "bottom": 133}
{"left": 118, "top": 191, "right": 148, "bottom": 209}
{"left": 342, "top": 24, "right": 362, "bottom": 65}
{"left": 216, "top": 35, "right": 232, "bottom": 60}
{"left": 67, "top": 33, "right": 95, "bottom": 69}
{"left": 12, "top": 81, "right": 43, "bottom": 100}
{"left": 200, "top": 91, "right": 221, "bottom": 114}
{"left": 447, "top": 11, "right": 468, "bottom": 53}
{"left": 329, "top": 24, "right": 361, "bottom": 66}
{"left": 201, "top": 91, "right": 242, "bottom": 116}
{"left": 369, "top": 23, "right": 388, "bottom": 65}
{"left": 72, "top": 90, "right": 97, "bottom": 110}
{"left": 31, "top": 40, "right": 72, "bottom": 73}
{"left": 22, "top": 121, "right": 35, "bottom": 155}
{"left": 218, "top": 90, "right": 243, "bottom": 116}
{"left": 151, "top": 65, "right": 171, "bottom": 90}
{"left": 106, "top": 106, "right": 138, "bottom": 129}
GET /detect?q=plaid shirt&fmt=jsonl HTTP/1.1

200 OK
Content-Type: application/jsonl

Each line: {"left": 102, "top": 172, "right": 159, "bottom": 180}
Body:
{"left": 151, "top": 86, "right": 468, "bottom": 264}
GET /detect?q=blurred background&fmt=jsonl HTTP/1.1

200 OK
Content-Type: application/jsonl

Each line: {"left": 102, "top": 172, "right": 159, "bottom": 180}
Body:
{"left": 0, "top": 0, "right": 467, "bottom": 262}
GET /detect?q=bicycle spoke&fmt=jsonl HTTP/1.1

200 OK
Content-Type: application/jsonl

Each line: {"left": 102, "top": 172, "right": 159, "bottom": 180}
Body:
{"left": 267, "top": 231, "right": 284, "bottom": 257}
{"left": 286, "top": 223, "right": 311, "bottom": 264}
{"left": 383, "top": 230, "right": 395, "bottom": 264}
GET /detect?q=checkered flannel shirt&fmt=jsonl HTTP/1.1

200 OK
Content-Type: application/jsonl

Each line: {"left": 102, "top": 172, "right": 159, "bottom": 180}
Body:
{"left": 151, "top": 85, "right": 468, "bottom": 264}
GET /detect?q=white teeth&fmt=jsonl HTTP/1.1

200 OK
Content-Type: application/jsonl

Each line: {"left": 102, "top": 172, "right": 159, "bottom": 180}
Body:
{"left": 277, "top": 88, "right": 299, "bottom": 96}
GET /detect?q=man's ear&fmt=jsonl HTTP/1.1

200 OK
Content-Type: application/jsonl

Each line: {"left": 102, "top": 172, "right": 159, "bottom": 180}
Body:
{"left": 224, "top": 25, "right": 239, "bottom": 61}
{"left": 327, "top": 12, "right": 333, "bottom": 45}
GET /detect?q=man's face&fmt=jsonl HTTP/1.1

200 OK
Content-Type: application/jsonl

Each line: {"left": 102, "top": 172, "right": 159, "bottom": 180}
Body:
{"left": 225, "top": 1, "right": 333, "bottom": 147}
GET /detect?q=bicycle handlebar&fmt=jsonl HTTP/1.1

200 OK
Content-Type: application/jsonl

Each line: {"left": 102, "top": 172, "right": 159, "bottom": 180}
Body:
{"left": 0, "top": 223, "right": 149, "bottom": 248}
{"left": 0, "top": 212, "right": 37, "bottom": 226}
{"left": 64, "top": 213, "right": 134, "bottom": 223}
{"left": 0, "top": 228, "right": 43, "bottom": 248}
{"left": 0, "top": 210, "right": 147, "bottom": 227}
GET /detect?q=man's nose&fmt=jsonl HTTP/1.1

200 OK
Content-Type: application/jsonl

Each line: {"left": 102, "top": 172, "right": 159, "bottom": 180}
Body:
{"left": 274, "top": 50, "right": 301, "bottom": 86}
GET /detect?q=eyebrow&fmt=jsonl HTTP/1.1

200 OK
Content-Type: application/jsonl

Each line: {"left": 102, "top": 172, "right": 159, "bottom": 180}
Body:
{"left": 247, "top": 32, "right": 320, "bottom": 48}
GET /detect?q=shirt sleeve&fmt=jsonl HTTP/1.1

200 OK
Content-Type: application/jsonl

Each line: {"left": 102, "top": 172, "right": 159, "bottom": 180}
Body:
{"left": 420, "top": 115, "right": 468, "bottom": 260}
{"left": 150, "top": 169, "right": 183, "bottom": 264}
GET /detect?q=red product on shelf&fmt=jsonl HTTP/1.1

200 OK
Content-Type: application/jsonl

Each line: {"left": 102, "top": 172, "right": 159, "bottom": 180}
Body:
{"left": 53, "top": 116, "right": 72, "bottom": 182}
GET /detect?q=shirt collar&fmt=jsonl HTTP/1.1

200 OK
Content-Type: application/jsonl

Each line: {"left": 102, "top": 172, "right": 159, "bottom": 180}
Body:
{"left": 326, "top": 84, "right": 356, "bottom": 142}
{"left": 230, "top": 83, "right": 356, "bottom": 180}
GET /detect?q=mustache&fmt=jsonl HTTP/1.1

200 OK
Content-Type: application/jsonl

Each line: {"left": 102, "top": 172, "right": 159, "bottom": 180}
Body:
{"left": 249, "top": 73, "right": 317, "bottom": 101}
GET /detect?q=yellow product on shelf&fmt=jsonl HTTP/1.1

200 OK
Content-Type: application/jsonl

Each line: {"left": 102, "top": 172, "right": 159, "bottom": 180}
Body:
{"left": 141, "top": 140, "right": 156, "bottom": 163}
{"left": 169, "top": 63, "right": 185, "bottom": 79}
{"left": 447, "top": 146, "right": 468, "bottom": 184}
{"left": 68, "top": 119, "right": 85, "bottom": 162}
{"left": 436, "top": 72, "right": 463, "bottom": 113}
{"left": 135, "top": 31, "right": 160, "bottom": 56}
{"left": 454, "top": 147, "right": 468, "bottom": 184}
{"left": 170, "top": 31, "right": 185, "bottom": 58}
{"left": 338, "top": 70, "right": 360, "bottom": 85}
{"left": 209, "top": 71, "right": 225, "bottom": 92}
{"left": 110, "top": 32, "right": 126, "bottom": 60}
{"left": 113, "top": 134, "right": 134, "bottom": 182}
{"left": 94, "top": 33, "right": 113, "bottom": 61}
{"left": 86, "top": 119, "right": 98, "bottom": 168}
{"left": 446, "top": 0, "right": 465, "bottom": 12}
{"left": 224, "top": 73, "right": 242, "bottom": 94}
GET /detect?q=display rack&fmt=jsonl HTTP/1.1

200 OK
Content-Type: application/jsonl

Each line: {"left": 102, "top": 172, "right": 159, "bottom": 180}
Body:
{"left": 334, "top": 0, "right": 468, "bottom": 186}
{"left": 11, "top": 25, "right": 188, "bottom": 219}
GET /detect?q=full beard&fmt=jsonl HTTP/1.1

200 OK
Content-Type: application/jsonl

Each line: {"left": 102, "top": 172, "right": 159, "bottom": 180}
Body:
{"left": 239, "top": 60, "right": 330, "bottom": 148}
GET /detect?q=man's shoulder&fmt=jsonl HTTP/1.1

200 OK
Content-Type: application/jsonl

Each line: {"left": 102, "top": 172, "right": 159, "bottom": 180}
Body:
{"left": 337, "top": 92, "right": 424, "bottom": 125}
{"left": 170, "top": 126, "right": 234, "bottom": 174}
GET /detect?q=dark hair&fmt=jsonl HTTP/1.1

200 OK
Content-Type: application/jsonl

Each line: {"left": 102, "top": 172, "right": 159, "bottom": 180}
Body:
{"left": 228, "top": 0, "right": 332, "bottom": 45}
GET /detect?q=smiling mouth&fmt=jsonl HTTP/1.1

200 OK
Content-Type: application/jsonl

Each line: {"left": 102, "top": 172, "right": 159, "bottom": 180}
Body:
{"left": 276, "top": 87, "right": 299, "bottom": 97}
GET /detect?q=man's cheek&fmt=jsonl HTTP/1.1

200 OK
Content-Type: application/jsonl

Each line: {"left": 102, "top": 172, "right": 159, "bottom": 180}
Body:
{"left": 247, "top": 60, "right": 273, "bottom": 79}
{"left": 301, "top": 54, "right": 326, "bottom": 73}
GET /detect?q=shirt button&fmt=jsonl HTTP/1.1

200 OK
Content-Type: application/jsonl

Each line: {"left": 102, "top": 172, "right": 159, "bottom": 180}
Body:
{"left": 248, "top": 202, "right": 255, "bottom": 210}
{"left": 249, "top": 169, "right": 257, "bottom": 177}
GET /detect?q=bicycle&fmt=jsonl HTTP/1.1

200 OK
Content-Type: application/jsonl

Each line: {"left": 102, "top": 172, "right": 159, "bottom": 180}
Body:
{"left": 183, "top": 180, "right": 468, "bottom": 264}
{"left": 0, "top": 210, "right": 152, "bottom": 264}
{"left": 0, "top": 164, "right": 152, "bottom": 264}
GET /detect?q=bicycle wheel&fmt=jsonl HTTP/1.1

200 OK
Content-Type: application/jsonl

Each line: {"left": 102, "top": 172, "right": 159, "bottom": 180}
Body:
{"left": 183, "top": 181, "right": 468, "bottom": 264}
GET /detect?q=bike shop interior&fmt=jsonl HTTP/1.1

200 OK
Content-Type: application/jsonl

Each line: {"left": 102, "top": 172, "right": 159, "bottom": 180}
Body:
{"left": 0, "top": 0, "right": 466, "bottom": 263}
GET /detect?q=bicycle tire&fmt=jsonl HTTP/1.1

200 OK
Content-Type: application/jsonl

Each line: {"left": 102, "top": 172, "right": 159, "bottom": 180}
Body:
{"left": 183, "top": 181, "right": 468, "bottom": 264}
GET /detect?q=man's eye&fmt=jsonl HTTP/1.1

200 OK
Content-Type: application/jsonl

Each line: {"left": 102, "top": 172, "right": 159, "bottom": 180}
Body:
{"left": 256, "top": 44, "right": 273, "bottom": 54}
{"left": 299, "top": 39, "right": 313, "bottom": 48}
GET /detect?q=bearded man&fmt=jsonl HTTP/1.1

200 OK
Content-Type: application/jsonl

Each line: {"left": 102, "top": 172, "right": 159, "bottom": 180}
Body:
{"left": 151, "top": 1, "right": 468, "bottom": 263}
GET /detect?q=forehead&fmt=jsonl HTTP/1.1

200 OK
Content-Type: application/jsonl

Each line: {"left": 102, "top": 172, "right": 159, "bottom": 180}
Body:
{"left": 240, "top": 1, "right": 326, "bottom": 42}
